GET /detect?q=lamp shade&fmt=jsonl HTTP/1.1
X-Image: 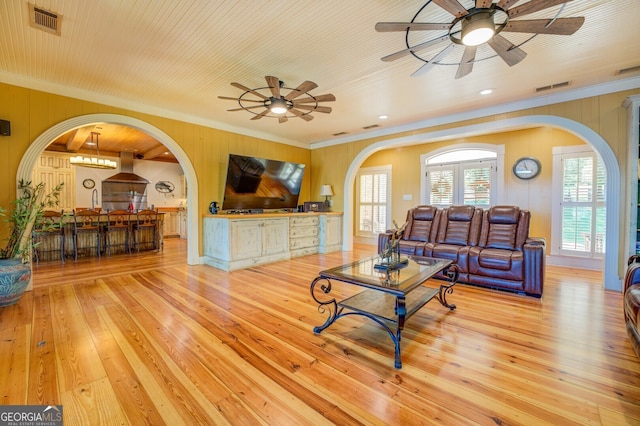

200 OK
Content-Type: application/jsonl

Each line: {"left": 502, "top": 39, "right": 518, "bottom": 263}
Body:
{"left": 320, "top": 184, "right": 334, "bottom": 197}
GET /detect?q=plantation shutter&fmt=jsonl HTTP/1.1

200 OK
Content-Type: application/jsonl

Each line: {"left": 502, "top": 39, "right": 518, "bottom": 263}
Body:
{"left": 356, "top": 167, "right": 390, "bottom": 236}
{"left": 560, "top": 154, "right": 606, "bottom": 256}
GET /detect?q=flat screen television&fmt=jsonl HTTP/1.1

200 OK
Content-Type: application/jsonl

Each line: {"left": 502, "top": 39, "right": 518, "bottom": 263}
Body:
{"left": 221, "top": 154, "right": 305, "bottom": 212}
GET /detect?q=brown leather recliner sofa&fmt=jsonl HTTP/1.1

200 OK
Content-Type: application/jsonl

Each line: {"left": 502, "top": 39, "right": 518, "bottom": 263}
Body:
{"left": 624, "top": 255, "right": 640, "bottom": 357}
{"left": 378, "top": 205, "right": 546, "bottom": 297}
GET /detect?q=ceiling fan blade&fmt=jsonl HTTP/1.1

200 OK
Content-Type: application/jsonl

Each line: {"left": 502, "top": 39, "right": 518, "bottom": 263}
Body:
{"left": 382, "top": 35, "right": 449, "bottom": 62}
{"left": 487, "top": 34, "right": 527, "bottom": 67}
{"left": 265, "top": 76, "right": 281, "bottom": 98}
{"left": 250, "top": 109, "right": 271, "bottom": 121}
{"left": 375, "top": 22, "right": 451, "bottom": 32}
{"left": 284, "top": 80, "right": 318, "bottom": 101}
{"left": 504, "top": 17, "right": 585, "bottom": 35}
{"left": 227, "top": 105, "right": 266, "bottom": 112}
{"left": 292, "top": 94, "right": 336, "bottom": 104}
{"left": 293, "top": 104, "right": 332, "bottom": 113}
{"left": 218, "top": 96, "right": 264, "bottom": 103}
{"left": 475, "top": 0, "right": 494, "bottom": 8}
{"left": 496, "top": 0, "right": 521, "bottom": 10}
{"left": 433, "top": 0, "right": 469, "bottom": 18}
{"left": 289, "top": 108, "right": 314, "bottom": 121}
{"left": 455, "top": 46, "right": 477, "bottom": 79}
{"left": 278, "top": 116, "right": 288, "bottom": 124}
{"left": 509, "top": 0, "right": 574, "bottom": 19}
{"left": 231, "top": 82, "right": 268, "bottom": 100}
{"left": 411, "top": 44, "right": 455, "bottom": 77}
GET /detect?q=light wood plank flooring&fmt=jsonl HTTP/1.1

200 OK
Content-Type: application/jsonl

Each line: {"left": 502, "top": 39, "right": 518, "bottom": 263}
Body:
{"left": 1, "top": 239, "right": 639, "bottom": 425}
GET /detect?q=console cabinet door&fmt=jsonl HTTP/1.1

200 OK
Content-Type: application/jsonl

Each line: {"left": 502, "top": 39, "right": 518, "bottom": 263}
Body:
{"left": 320, "top": 215, "right": 343, "bottom": 253}
{"left": 326, "top": 216, "right": 343, "bottom": 246}
{"left": 231, "top": 220, "right": 262, "bottom": 260}
{"left": 262, "top": 218, "right": 289, "bottom": 256}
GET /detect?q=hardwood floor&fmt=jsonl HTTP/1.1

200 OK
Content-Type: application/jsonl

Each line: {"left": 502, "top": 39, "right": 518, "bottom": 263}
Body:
{"left": 2, "top": 239, "right": 639, "bottom": 425}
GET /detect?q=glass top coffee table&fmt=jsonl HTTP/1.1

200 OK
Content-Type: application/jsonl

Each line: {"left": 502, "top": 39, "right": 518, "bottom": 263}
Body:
{"left": 310, "top": 255, "right": 458, "bottom": 368}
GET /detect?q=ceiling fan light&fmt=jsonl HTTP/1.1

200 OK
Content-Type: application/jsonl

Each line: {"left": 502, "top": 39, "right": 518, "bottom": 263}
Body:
{"left": 462, "top": 12, "right": 494, "bottom": 46}
{"left": 269, "top": 98, "right": 288, "bottom": 114}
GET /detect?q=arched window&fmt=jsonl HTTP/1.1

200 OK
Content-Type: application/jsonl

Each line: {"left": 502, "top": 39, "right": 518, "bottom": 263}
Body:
{"left": 424, "top": 149, "right": 498, "bottom": 207}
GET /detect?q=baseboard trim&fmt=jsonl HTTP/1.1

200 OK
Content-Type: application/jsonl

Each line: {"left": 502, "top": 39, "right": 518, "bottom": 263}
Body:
{"left": 546, "top": 254, "right": 603, "bottom": 271}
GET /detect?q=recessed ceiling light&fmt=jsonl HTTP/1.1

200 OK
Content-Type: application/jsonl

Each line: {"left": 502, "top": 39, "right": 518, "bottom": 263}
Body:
{"left": 379, "top": 115, "right": 388, "bottom": 119}
{"left": 480, "top": 89, "right": 493, "bottom": 95}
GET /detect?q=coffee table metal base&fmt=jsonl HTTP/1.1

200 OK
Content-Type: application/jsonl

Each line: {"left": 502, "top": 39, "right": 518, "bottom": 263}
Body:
{"left": 311, "top": 266, "right": 457, "bottom": 369}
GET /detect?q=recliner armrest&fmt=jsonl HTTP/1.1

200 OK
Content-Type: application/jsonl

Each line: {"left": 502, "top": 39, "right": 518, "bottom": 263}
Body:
{"left": 525, "top": 237, "right": 546, "bottom": 247}
{"left": 522, "top": 238, "right": 546, "bottom": 297}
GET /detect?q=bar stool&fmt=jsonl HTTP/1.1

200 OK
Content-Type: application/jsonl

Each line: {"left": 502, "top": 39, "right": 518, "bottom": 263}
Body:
{"left": 31, "top": 209, "right": 66, "bottom": 264}
{"left": 133, "top": 209, "right": 159, "bottom": 252}
{"left": 104, "top": 210, "right": 132, "bottom": 256}
{"left": 72, "top": 209, "right": 102, "bottom": 260}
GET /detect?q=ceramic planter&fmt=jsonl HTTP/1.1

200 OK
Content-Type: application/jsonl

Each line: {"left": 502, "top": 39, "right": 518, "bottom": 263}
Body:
{"left": 0, "top": 258, "right": 32, "bottom": 307}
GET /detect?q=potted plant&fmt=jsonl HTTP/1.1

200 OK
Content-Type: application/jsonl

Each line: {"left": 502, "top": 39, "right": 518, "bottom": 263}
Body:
{"left": 0, "top": 179, "right": 63, "bottom": 306}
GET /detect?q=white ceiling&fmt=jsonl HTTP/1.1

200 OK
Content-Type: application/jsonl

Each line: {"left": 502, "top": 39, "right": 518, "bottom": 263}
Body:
{"left": 0, "top": 0, "right": 639, "bottom": 149}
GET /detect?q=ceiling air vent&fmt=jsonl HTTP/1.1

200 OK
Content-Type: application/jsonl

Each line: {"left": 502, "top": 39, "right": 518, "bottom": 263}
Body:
{"left": 29, "top": 3, "right": 62, "bottom": 36}
{"left": 535, "top": 81, "right": 570, "bottom": 93}
{"left": 332, "top": 131, "right": 348, "bottom": 136}
{"left": 616, "top": 65, "right": 640, "bottom": 76}
{"left": 362, "top": 124, "right": 380, "bottom": 130}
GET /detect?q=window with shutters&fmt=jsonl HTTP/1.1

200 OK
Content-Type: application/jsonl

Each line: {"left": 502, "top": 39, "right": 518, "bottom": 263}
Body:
{"left": 356, "top": 165, "right": 391, "bottom": 237}
{"left": 425, "top": 150, "right": 497, "bottom": 207}
{"left": 556, "top": 150, "right": 606, "bottom": 257}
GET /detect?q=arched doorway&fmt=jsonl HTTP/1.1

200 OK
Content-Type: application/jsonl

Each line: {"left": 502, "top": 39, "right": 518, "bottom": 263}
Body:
{"left": 341, "top": 115, "right": 621, "bottom": 291}
{"left": 16, "top": 113, "right": 200, "bottom": 265}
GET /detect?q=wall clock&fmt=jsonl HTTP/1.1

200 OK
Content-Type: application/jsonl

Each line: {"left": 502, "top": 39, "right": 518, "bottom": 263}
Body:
{"left": 513, "top": 157, "right": 541, "bottom": 180}
{"left": 155, "top": 181, "right": 175, "bottom": 193}
{"left": 82, "top": 178, "right": 95, "bottom": 189}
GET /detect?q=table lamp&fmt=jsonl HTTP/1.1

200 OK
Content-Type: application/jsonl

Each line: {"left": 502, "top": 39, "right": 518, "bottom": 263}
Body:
{"left": 320, "top": 184, "right": 333, "bottom": 210}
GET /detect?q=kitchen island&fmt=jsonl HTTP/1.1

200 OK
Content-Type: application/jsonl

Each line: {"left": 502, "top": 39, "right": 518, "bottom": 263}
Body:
{"left": 32, "top": 211, "right": 165, "bottom": 262}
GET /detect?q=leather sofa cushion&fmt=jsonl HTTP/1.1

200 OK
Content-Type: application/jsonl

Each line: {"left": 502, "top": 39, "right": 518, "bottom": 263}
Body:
{"left": 405, "top": 220, "right": 432, "bottom": 242}
{"left": 398, "top": 240, "right": 427, "bottom": 256}
{"left": 469, "top": 247, "right": 524, "bottom": 281}
{"left": 481, "top": 206, "right": 524, "bottom": 250}
{"left": 414, "top": 205, "right": 437, "bottom": 221}
{"left": 443, "top": 221, "right": 472, "bottom": 246}
{"left": 431, "top": 244, "right": 470, "bottom": 273}
{"left": 447, "top": 205, "right": 475, "bottom": 221}
{"left": 488, "top": 206, "right": 520, "bottom": 224}
{"left": 476, "top": 248, "right": 513, "bottom": 270}
{"left": 403, "top": 206, "right": 438, "bottom": 242}
{"left": 486, "top": 223, "right": 518, "bottom": 250}
{"left": 439, "top": 206, "right": 478, "bottom": 246}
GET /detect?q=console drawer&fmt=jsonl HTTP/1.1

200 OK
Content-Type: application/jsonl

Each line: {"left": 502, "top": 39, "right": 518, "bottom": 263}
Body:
{"left": 290, "top": 216, "right": 319, "bottom": 227}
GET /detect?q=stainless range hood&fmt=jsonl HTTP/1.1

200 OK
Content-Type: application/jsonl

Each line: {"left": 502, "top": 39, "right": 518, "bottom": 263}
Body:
{"left": 105, "top": 152, "right": 150, "bottom": 184}
{"left": 101, "top": 152, "right": 150, "bottom": 211}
